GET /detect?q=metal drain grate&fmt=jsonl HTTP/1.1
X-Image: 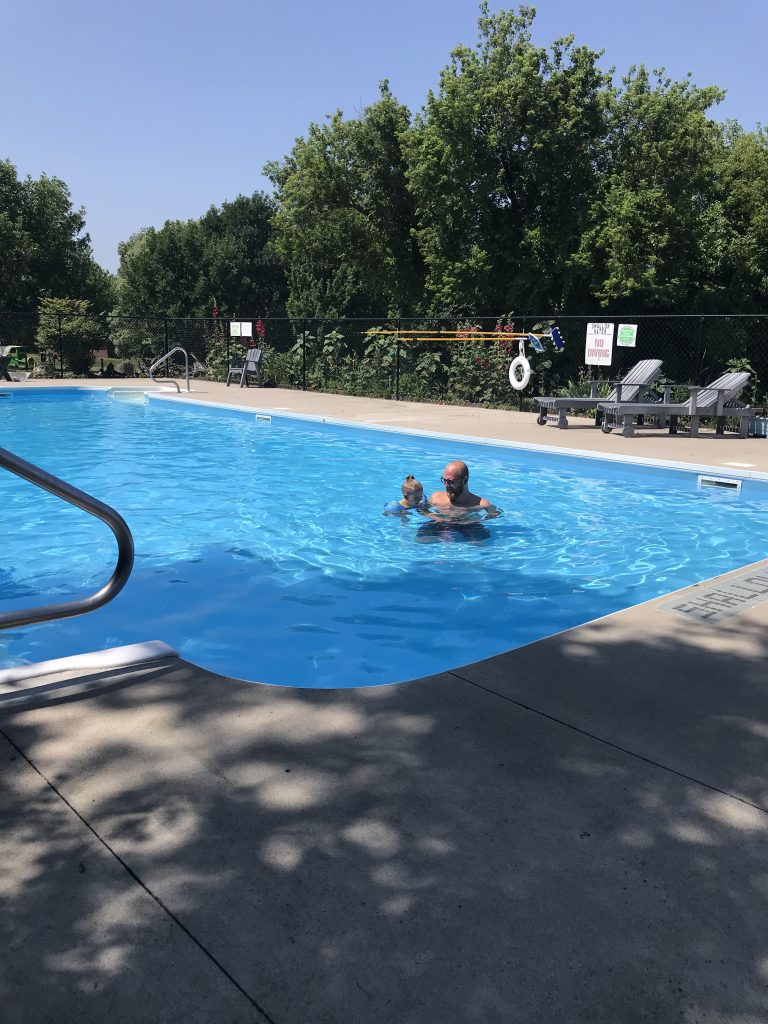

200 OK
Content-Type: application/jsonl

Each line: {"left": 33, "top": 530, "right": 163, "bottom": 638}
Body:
{"left": 661, "top": 572, "right": 768, "bottom": 622}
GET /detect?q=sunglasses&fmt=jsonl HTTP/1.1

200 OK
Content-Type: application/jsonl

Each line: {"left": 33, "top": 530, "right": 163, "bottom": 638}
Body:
{"left": 441, "top": 476, "right": 465, "bottom": 486}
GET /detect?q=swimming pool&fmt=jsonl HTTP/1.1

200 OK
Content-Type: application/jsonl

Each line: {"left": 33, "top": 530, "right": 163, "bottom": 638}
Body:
{"left": 2, "top": 388, "right": 767, "bottom": 687}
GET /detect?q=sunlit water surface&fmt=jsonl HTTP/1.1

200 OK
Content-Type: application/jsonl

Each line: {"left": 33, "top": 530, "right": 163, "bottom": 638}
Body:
{"left": 2, "top": 389, "right": 767, "bottom": 687}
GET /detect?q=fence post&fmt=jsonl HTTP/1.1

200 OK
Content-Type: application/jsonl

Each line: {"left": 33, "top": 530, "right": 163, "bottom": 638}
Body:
{"left": 57, "top": 312, "right": 64, "bottom": 378}
{"left": 164, "top": 317, "right": 169, "bottom": 354}
{"left": 395, "top": 319, "right": 401, "bottom": 401}
{"left": 695, "top": 315, "right": 705, "bottom": 383}
{"left": 302, "top": 321, "right": 307, "bottom": 390}
{"left": 520, "top": 313, "right": 528, "bottom": 409}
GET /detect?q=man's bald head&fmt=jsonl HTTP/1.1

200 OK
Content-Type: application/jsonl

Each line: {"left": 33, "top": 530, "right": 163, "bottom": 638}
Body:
{"left": 444, "top": 460, "right": 468, "bottom": 480}
{"left": 441, "top": 460, "right": 469, "bottom": 497}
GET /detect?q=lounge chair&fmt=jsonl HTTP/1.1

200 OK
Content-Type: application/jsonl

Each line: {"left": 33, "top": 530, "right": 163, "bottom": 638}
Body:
{"left": 226, "top": 347, "right": 263, "bottom": 388}
{"left": 597, "top": 371, "right": 759, "bottom": 438}
{"left": 534, "top": 359, "right": 663, "bottom": 428}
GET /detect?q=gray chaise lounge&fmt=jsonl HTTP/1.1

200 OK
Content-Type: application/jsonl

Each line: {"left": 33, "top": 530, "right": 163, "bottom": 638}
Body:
{"left": 597, "top": 370, "right": 758, "bottom": 438}
{"left": 534, "top": 359, "right": 663, "bottom": 429}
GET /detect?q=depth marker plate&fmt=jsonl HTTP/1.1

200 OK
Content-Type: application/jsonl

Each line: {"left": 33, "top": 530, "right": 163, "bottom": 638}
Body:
{"left": 661, "top": 573, "right": 768, "bottom": 622}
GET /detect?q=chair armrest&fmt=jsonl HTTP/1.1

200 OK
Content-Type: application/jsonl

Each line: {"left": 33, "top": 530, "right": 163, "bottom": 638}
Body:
{"left": 654, "top": 382, "right": 696, "bottom": 402}
{"left": 707, "top": 386, "right": 737, "bottom": 417}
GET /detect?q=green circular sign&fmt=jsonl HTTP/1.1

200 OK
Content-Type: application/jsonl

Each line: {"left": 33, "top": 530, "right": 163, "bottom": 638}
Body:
{"left": 618, "top": 326, "right": 635, "bottom": 344}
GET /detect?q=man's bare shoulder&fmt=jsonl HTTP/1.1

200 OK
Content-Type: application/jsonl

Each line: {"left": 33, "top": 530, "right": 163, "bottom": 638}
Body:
{"left": 478, "top": 497, "right": 501, "bottom": 517}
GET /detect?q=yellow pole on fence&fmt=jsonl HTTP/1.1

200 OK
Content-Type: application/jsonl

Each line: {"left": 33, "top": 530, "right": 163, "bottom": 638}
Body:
{"left": 365, "top": 330, "right": 551, "bottom": 342}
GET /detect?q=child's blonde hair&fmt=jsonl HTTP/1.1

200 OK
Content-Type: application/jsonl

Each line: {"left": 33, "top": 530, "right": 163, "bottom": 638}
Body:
{"left": 401, "top": 474, "right": 423, "bottom": 498}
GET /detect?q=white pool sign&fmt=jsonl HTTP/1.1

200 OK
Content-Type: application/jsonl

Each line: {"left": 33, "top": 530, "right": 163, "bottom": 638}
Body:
{"left": 617, "top": 323, "right": 638, "bottom": 348}
{"left": 585, "top": 322, "right": 614, "bottom": 366}
{"left": 230, "top": 321, "right": 253, "bottom": 338}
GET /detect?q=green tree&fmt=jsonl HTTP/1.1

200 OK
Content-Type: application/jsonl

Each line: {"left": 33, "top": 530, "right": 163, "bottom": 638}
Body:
{"left": 265, "top": 83, "right": 423, "bottom": 318}
{"left": 115, "top": 192, "right": 285, "bottom": 318}
{"left": 36, "top": 297, "right": 105, "bottom": 376}
{"left": 199, "top": 194, "right": 287, "bottom": 315}
{"left": 115, "top": 220, "right": 205, "bottom": 318}
{"left": 718, "top": 125, "right": 768, "bottom": 309}
{"left": 0, "top": 159, "right": 111, "bottom": 311}
{"left": 573, "top": 66, "right": 728, "bottom": 311}
{"left": 404, "top": 3, "right": 611, "bottom": 316}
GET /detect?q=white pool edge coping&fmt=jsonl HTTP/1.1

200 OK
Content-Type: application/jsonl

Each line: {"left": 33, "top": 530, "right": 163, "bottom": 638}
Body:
{"left": 147, "top": 391, "right": 768, "bottom": 483}
{"left": 0, "top": 641, "right": 179, "bottom": 691}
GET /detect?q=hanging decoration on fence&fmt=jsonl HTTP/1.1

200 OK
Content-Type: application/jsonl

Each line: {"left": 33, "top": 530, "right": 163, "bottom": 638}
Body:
{"left": 367, "top": 327, "right": 559, "bottom": 343}
{"left": 366, "top": 325, "right": 567, "bottom": 393}
{"left": 508, "top": 340, "right": 532, "bottom": 391}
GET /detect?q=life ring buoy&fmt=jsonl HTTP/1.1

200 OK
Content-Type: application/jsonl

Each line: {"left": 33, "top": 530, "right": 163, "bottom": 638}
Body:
{"left": 508, "top": 355, "right": 531, "bottom": 391}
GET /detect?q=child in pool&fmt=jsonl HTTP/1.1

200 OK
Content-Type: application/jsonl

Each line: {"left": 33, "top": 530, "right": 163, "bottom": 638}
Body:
{"left": 383, "top": 475, "right": 427, "bottom": 514}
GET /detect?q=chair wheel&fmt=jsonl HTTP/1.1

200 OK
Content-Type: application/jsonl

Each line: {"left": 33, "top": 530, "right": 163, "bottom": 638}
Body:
{"left": 601, "top": 422, "right": 613, "bottom": 433}
{"left": 536, "top": 410, "right": 547, "bottom": 425}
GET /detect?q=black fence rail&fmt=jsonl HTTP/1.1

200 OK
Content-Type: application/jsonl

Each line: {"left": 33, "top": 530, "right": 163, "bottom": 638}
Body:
{"left": 1, "top": 311, "right": 767, "bottom": 411}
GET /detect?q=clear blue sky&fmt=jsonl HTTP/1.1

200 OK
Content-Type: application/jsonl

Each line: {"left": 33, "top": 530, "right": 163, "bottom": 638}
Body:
{"left": 2, "top": 0, "right": 765, "bottom": 272}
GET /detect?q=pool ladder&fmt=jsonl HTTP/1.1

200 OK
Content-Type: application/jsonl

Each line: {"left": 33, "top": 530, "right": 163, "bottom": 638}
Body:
{"left": 148, "top": 346, "right": 200, "bottom": 392}
{"left": 0, "top": 447, "right": 134, "bottom": 630}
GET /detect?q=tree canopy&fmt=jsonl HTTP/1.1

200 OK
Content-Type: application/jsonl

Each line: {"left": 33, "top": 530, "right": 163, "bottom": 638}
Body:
{"left": 263, "top": 3, "right": 766, "bottom": 317}
{"left": 265, "top": 83, "right": 424, "bottom": 318}
{"left": 404, "top": 5, "right": 611, "bottom": 316}
{"left": 0, "top": 159, "right": 112, "bottom": 312}
{"left": 5, "top": 4, "right": 768, "bottom": 320}
{"left": 572, "top": 67, "right": 729, "bottom": 312}
{"left": 114, "top": 192, "right": 286, "bottom": 318}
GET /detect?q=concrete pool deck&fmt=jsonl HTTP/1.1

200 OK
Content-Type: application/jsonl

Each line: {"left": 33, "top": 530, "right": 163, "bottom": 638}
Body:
{"left": 2, "top": 381, "right": 767, "bottom": 1023}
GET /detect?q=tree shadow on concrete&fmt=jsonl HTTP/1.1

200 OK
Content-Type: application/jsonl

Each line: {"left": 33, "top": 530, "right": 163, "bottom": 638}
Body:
{"left": 1, "top": 622, "right": 767, "bottom": 1024}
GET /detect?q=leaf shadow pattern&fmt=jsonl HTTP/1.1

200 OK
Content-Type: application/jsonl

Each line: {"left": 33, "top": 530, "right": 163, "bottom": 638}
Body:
{"left": 1, "top": 620, "right": 767, "bottom": 1024}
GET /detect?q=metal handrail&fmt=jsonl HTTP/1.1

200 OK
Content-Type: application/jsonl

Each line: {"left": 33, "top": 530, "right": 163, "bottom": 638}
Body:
{"left": 0, "top": 447, "right": 134, "bottom": 630}
{"left": 148, "top": 346, "right": 190, "bottom": 392}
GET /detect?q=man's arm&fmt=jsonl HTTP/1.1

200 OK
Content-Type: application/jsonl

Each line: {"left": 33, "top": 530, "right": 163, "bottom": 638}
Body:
{"left": 478, "top": 497, "right": 500, "bottom": 518}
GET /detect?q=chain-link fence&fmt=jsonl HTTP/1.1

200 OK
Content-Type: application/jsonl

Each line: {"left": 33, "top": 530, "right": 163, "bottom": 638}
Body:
{"left": 2, "top": 311, "right": 767, "bottom": 412}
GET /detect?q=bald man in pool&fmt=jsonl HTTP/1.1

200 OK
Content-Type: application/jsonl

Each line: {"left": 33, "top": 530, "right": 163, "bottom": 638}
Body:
{"left": 427, "top": 460, "right": 499, "bottom": 518}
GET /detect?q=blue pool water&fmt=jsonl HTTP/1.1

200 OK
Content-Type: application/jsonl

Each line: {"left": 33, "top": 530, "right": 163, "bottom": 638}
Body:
{"left": 2, "top": 388, "right": 767, "bottom": 687}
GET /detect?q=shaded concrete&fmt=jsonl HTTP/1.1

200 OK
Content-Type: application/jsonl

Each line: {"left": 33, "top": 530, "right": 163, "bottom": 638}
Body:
{"left": 0, "top": 726, "right": 265, "bottom": 1024}
{"left": 2, "top": 381, "right": 768, "bottom": 1022}
{"left": 2, "top": 642, "right": 768, "bottom": 1023}
{"left": 455, "top": 559, "right": 768, "bottom": 811}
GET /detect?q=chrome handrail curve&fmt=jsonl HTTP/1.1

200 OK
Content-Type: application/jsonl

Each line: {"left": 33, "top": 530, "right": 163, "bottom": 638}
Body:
{"left": 148, "top": 346, "right": 189, "bottom": 392}
{"left": 0, "top": 447, "right": 135, "bottom": 630}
